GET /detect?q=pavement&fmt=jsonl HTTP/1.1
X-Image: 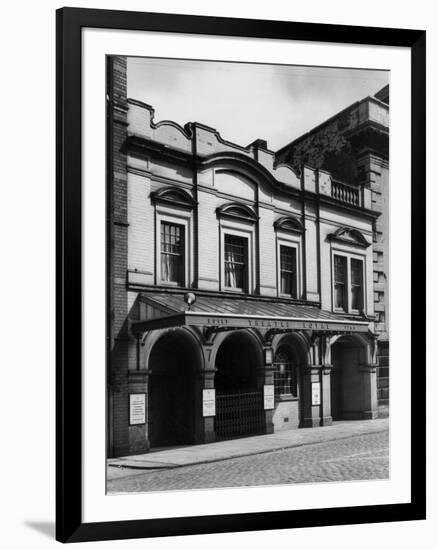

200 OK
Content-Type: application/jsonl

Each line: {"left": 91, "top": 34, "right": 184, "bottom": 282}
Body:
{"left": 108, "top": 430, "right": 388, "bottom": 491}
{"left": 107, "top": 418, "right": 388, "bottom": 481}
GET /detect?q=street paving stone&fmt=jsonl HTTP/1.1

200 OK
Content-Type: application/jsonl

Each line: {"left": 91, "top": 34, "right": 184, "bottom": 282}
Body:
{"left": 107, "top": 430, "right": 389, "bottom": 494}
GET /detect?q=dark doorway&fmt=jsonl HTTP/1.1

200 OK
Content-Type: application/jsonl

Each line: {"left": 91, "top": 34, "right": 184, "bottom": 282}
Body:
{"left": 331, "top": 342, "right": 345, "bottom": 420}
{"left": 330, "top": 365, "right": 343, "bottom": 420}
{"left": 331, "top": 337, "right": 368, "bottom": 421}
{"left": 148, "top": 331, "right": 197, "bottom": 448}
{"left": 214, "top": 331, "right": 265, "bottom": 440}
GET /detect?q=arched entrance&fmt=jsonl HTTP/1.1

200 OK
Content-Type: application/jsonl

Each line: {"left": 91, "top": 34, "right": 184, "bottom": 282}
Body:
{"left": 330, "top": 335, "right": 375, "bottom": 420}
{"left": 148, "top": 329, "right": 199, "bottom": 448}
{"left": 214, "top": 330, "right": 265, "bottom": 440}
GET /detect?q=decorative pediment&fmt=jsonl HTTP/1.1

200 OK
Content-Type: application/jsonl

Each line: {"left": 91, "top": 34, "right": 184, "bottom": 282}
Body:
{"left": 274, "top": 216, "right": 305, "bottom": 234}
{"left": 327, "top": 227, "right": 370, "bottom": 248}
{"left": 216, "top": 202, "right": 257, "bottom": 223}
{"left": 150, "top": 187, "right": 196, "bottom": 209}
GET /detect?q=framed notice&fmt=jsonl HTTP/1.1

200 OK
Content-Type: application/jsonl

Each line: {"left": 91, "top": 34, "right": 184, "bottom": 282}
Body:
{"left": 129, "top": 393, "right": 146, "bottom": 425}
{"left": 264, "top": 384, "right": 275, "bottom": 410}
{"left": 202, "top": 389, "right": 216, "bottom": 417}
{"left": 57, "top": 6, "right": 425, "bottom": 544}
{"left": 312, "top": 382, "right": 321, "bottom": 406}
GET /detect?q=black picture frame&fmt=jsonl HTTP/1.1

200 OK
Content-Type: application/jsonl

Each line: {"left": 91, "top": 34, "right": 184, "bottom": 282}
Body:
{"left": 56, "top": 7, "right": 426, "bottom": 543}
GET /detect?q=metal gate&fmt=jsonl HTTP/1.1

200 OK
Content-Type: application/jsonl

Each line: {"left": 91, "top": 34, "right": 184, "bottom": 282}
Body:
{"left": 215, "top": 391, "right": 265, "bottom": 441}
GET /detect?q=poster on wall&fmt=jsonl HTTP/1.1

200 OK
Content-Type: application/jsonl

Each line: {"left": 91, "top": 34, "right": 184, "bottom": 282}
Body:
{"left": 264, "top": 385, "right": 275, "bottom": 410}
{"left": 129, "top": 393, "right": 146, "bottom": 425}
{"left": 312, "top": 382, "right": 321, "bottom": 406}
{"left": 202, "top": 389, "right": 216, "bottom": 417}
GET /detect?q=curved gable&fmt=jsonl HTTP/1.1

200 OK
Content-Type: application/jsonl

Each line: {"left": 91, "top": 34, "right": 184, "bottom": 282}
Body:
{"left": 200, "top": 153, "right": 301, "bottom": 199}
{"left": 274, "top": 216, "right": 305, "bottom": 234}
{"left": 216, "top": 202, "right": 258, "bottom": 223}
{"left": 150, "top": 186, "right": 196, "bottom": 209}
{"left": 272, "top": 162, "right": 301, "bottom": 190}
{"left": 327, "top": 227, "right": 370, "bottom": 248}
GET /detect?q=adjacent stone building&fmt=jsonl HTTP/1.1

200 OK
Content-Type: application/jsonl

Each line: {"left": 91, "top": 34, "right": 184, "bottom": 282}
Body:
{"left": 276, "top": 85, "right": 390, "bottom": 415}
{"left": 107, "top": 56, "right": 387, "bottom": 458}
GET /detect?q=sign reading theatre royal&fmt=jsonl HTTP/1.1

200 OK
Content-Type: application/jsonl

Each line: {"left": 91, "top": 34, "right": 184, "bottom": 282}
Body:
{"left": 133, "top": 311, "right": 369, "bottom": 334}
{"left": 204, "top": 316, "right": 368, "bottom": 333}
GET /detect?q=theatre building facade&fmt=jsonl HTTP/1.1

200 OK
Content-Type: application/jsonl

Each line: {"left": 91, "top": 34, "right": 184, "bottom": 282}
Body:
{"left": 107, "top": 57, "right": 384, "bottom": 458}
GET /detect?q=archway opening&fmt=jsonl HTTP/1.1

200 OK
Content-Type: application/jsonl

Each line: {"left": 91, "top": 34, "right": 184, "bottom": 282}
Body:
{"left": 214, "top": 331, "right": 264, "bottom": 440}
{"left": 331, "top": 335, "right": 368, "bottom": 421}
{"left": 272, "top": 334, "right": 306, "bottom": 431}
{"left": 273, "top": 344, "right": 299, "bottom": 400}
{"left": 148, "top": 330, "right": 199, "bottom": 448}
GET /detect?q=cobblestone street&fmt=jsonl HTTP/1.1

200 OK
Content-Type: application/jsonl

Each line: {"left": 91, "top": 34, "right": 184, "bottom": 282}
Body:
{"left": 108, "top": 429, "right": 389, "bottom": 494}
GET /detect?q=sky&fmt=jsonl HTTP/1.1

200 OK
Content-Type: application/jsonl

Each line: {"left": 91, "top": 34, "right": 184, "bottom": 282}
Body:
{"left": 127, "top": 57, "right": 389, "bottom": 151}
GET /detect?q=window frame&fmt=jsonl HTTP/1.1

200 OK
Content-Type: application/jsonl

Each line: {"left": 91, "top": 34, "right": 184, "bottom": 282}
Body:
{"left": 155, "top": 207, "right": 192, "bottom": 288}
{"left": 220, "top": 223, "right": 254, "bottom": 294}
{"left": 331, "top": 250, "right": 366, "bottom": 315}
{"left": 160, "top": 220, "right": 186, "bottom": 287}
{"left": 273, "top": 345, "right": 298, "bottom": 401}
{"left": 276, "top": 234, "right": 302, "bottom": 299}
{"left": 279, "top": 244, "right": 298, "bottom": 298}
{"left": 223, "top": 233, "right": 249, "bottom": 292}
{"left": 333, "top": 254, "right": 348, "bottom": 311}
{"left": 350, "top": 257, "right": 365, "bottom": 311}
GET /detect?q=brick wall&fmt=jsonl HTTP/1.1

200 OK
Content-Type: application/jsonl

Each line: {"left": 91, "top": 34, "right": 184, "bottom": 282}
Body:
{"left": 127, "top": 172, "right": 154, "bottom": 279}
{"left": 108, "top": 56, "right": 130, "bottom": 457}
{"left": 197, "top": 189, "right": 220, "bottom": 290}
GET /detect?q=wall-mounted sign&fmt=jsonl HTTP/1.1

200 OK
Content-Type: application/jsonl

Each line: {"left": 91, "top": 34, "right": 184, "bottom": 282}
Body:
{"left": 264, "top": 384, "right": 275, "bottom": 410}
{"left": 134, "top": 313, "right": 369, "bottom": 334}
{"left": 312, "top": 382, "right": 321, "bottom": 406}
{"left": 264, "top": 348, "right": 273, "bottom": 365}
{"left": 202, "top": 389, "right": 216, "bottom": 417}
{"left": 129, "top": 393, "right": 146, "bottom": 425}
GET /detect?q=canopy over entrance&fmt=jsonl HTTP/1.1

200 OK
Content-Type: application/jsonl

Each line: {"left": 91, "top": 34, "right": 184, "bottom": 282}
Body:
{"left": 131, "top": 292, "right": 370, "bottom": 336}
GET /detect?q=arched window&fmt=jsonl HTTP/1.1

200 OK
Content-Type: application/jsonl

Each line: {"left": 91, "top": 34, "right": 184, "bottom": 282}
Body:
{"left": 273, "top": 346, "right": 297, "bottom": 400}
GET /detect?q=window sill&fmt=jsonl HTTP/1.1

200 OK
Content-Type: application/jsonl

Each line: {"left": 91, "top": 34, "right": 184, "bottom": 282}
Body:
{"left": 276, "top": 394, "right": 299, "bottom": 402}
{"left": 223, "top": 287, "right": 248, "bottom": 294}
{"left": 160, "top": 281, "right": 185, "bottom": 288}
{"left": 333, "top": 310, "right": 367, "bottom": 317}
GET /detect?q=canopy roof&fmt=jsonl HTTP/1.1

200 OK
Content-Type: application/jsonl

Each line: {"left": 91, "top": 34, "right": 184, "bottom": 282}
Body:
{"left": 131, "top": 293, "right": 370, "bottom": 336}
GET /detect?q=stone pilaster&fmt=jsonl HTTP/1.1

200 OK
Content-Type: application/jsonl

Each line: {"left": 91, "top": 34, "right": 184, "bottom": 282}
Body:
{"left": 301, "top": 365, "right": 322, "bottom": 428}
{"left": 320, "top": 364, "right": 333, "bottom": 426}
{"left": 259, "top": 360, "right": 275, "bottom": 434}
{"left": 360, "top": 364, "right": 378, "bottom": 419}
{"left": 194, "top": 367, "right": 217, "bottom": 444}
{"left": 127, "top": 370, "right": 151, "bottom": 454}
